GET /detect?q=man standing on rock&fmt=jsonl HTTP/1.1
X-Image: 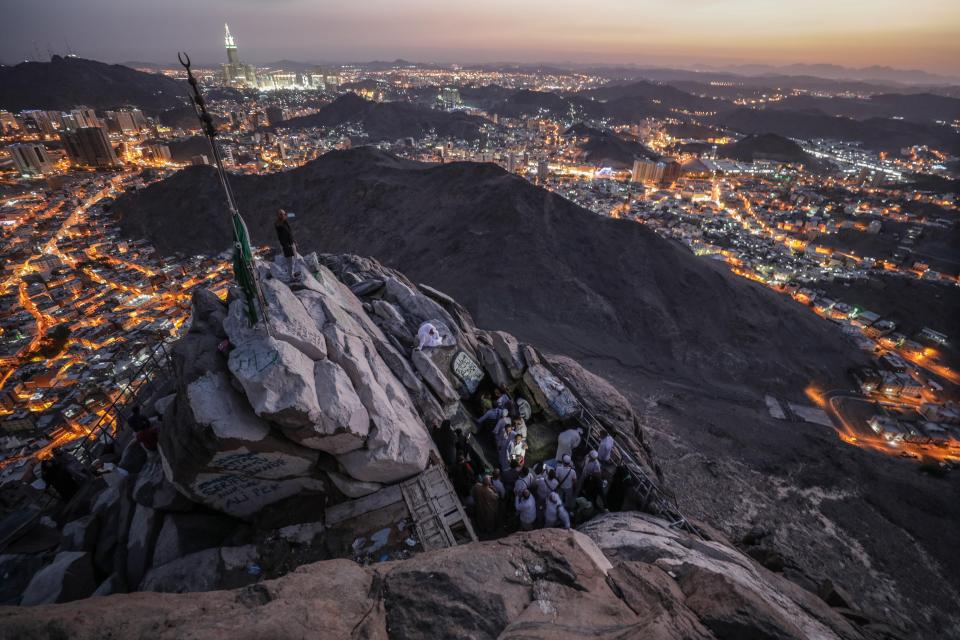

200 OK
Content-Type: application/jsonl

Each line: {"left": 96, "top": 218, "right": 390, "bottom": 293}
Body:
{"left": 274, "top": 208, "right": 299, "bottom": 280}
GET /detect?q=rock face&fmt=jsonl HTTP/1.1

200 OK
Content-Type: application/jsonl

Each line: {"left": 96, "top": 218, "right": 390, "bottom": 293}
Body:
{"left": 19, "top": 551, "right": 96, "bottom": 606}
{"left": 0, "top": 516, "right": 884, "bottom": 640}
{"left": 580, "top": 513, "right": 868, "bottom": 640}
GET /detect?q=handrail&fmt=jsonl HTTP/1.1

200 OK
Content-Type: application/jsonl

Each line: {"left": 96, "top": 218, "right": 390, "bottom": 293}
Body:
{"left": 69, "top": 339, "right": 174, "bottom": 465}
{"left": 536, "top": 356, "right": 702, "bottom": 538}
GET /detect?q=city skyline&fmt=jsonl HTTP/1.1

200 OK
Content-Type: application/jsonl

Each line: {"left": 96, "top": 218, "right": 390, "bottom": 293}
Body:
{"left": 1, "top": 0, "right": 959, "bottom": 78}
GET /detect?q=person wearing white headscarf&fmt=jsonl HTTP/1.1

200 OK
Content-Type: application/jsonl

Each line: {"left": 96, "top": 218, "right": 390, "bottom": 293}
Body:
{"left": 416, "top": 322, "right": 442, "bottom": 350}
{"left": 515, "top": 488, "right": 537, "bottom": 531}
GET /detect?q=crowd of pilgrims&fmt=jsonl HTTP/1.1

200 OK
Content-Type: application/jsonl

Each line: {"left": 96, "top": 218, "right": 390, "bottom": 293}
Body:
{"left": 431, "top": 388, "right": 634, "bottom": 538}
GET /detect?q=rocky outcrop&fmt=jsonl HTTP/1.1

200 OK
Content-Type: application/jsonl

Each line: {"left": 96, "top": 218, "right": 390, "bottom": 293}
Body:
{"left": 581, "top": 513, "right": 869, "bottom": 640}
{"left": 18, "top": 551, "right": 97, "bottom": 606}
{"left": 0, "top": 516, "right": 887, "bottom": 639}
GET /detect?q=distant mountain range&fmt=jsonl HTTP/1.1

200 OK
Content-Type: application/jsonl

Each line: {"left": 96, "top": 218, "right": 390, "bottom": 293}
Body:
{"left": 705, "top": 63, "right": 960, "bottom": 86}
{"left": 274, "top": 93, "right": 488, "bottom": 141}
{"left": 0, "top": 56, "right": 186, "bottom": 113}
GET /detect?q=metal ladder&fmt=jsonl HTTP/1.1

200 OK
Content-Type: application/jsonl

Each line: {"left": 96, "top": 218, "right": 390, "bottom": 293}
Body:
{"left": 400, "top": 465, "right": 477, "bottom": 551}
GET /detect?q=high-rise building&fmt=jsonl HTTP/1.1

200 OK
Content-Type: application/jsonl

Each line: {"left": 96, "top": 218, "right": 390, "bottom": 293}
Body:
{"left": 60, "top": 126, "right": 121, "bottom": 168}
{"left": 104, "top": 109, "right": 141, "bottom": 135}
{"left": 22, "top": 110, "right": 57, "bottom": 137}
{"left": 70, "top": 107, "right": 100, "bottom": 129}
{"left": 437, "top": 87, "right": 462, "bottom": 110}
{"left": 225, "top": 23, "right": 239, "bottom": 65}
{"left": 631, "top": 158, "right": 664, "bottom": 185}
{"left": 0, "top": 111, "right": 19, "bottom": 135}
{"left": 222, "top": 23, "right": 258, "bottom": 88}
{"left": 10, "top": 143, "right": 55, "bottom": 175}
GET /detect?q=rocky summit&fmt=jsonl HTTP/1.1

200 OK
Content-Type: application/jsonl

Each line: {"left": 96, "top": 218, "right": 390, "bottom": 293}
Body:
{"left": 0, "top": 252, "right": 908, "bottom": 639}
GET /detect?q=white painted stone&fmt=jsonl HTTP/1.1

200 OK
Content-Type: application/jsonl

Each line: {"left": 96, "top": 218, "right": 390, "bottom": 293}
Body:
{"left": 294, "top": 359, "right": 369, "bottom": 454}
{"left": 260, "top": 275, "right": 327, "bottom": 360}
{"left": 412, "top": 349, "right": 459, "bottom": 405}
{"left": 228, "top": 336, "right": 321, "bottom": 428}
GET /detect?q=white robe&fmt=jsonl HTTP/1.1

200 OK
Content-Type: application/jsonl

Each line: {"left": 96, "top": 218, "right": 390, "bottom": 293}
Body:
{"left": 416, "top": 323, "right": 443, "bottom": 350}
{"left": 555, "top": 428, "right": 582, "bottom": 461}
{"left": 598, "top": 435, "right": 615, "bottom": 463}
{"left": 515, "top": 494, "right": 537, "bottom": 525}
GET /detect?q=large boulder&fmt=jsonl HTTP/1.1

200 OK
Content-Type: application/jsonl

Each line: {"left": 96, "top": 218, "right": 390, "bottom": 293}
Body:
{"left": 151, "top": 512, "right": 236, "bottom": 569}
{"left": 306, "top": 267, "right": 432, "bottom": 483}
{"left": 491, "top": 331, "right": 525, "bottom": 379}
{"left": 580, "top": 512, "right": 864, "bottom": 640}
{"left": 125, "top": 504, "right": 162, "bottom": 589}
{"left": 228, "top": 335, "right": 322, "bottom": 429}
{"left": 224, "top": 276, "right": 326, "bottom": 361}
{"left": 0, "top": 553, "right": 50, "bottom": 605}
{"left": 523, "top": 363, "right": 579, "bottom": 420}
{"left": 159, "top": 369, "right": 325, "bottom": 519}
{"left": 412, "top": 349, "right": 459, "bottom": 405}
{"left": 19, "top": 551, "right": 96, "bottom": 606}
{"left": 132, "top": 458, "right": 195, "bottom": 512}
{"left": 477, "top": 343, "right": 512, "bottom": 390}
{"left": 140, "top": 548, "right": 223, "bottom": 594}
{"left": 59, "top": 515, "right": 100, "bottom": 552}
{"left": 302, "top": 359, "right": 370, "bottom": 453}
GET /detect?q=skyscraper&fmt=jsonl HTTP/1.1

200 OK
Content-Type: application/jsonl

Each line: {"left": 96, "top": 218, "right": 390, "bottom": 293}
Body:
{"left": 60, "top": 126, "right": 121, "bottom": 169}
{"left": 225, "top": 23, "right": 239, "bottom": 65}
{"left": 222, "top": 23, "right": 257, "bottom": 88}
{"left": 10, "top": 143, "right": 55, "bottom": 175}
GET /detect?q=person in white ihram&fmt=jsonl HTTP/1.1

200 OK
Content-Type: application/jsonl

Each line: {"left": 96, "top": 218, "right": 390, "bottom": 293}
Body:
{"left": 598, "top": 433, "right": 615, "bottom": 464}
{"left": 555, "top": 427, "right": 583, "bottom": 462}
{"left": 416, "top": 322, "right": 443, "bottom": 351}
{"left": 544, "top": 491, "right": 571, "bottom": 529}
{"left": 515, "top": 488, "right": 537, "bottom": 531}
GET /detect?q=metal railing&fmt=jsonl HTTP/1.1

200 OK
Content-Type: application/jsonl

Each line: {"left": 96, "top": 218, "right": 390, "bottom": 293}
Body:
{"left": 538, "top": 357, "right": 703, "bottom": 538}
{"left": 69, "top": 339, "right": 174, "bottom": 466}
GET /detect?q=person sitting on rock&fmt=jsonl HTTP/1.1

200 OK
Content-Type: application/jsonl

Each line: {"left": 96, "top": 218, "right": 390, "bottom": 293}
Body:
{"left": 544, "top": 491, "right": 571, "bottom": 530}
{"left": 515, "top": 488, "right": 537, "bottom": 531}
{"left": 508, "top": 433, "right": 527, "bottom": 467}
{"left": 416, "top": 322, "right": 443, "bottom": 351}
{"left": 556, "top": 454, "right": 578, "bottom": 511}
{"left": 274, "top": 209, "right": 299, "bottom": 281}
{"left": 555, "top": 427, "right": 583, "bottom": 463}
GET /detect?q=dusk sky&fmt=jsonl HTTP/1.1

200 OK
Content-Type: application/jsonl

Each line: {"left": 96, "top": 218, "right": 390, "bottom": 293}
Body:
{"left": 2, "top": 0, "right": 959, "bottom": 75}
